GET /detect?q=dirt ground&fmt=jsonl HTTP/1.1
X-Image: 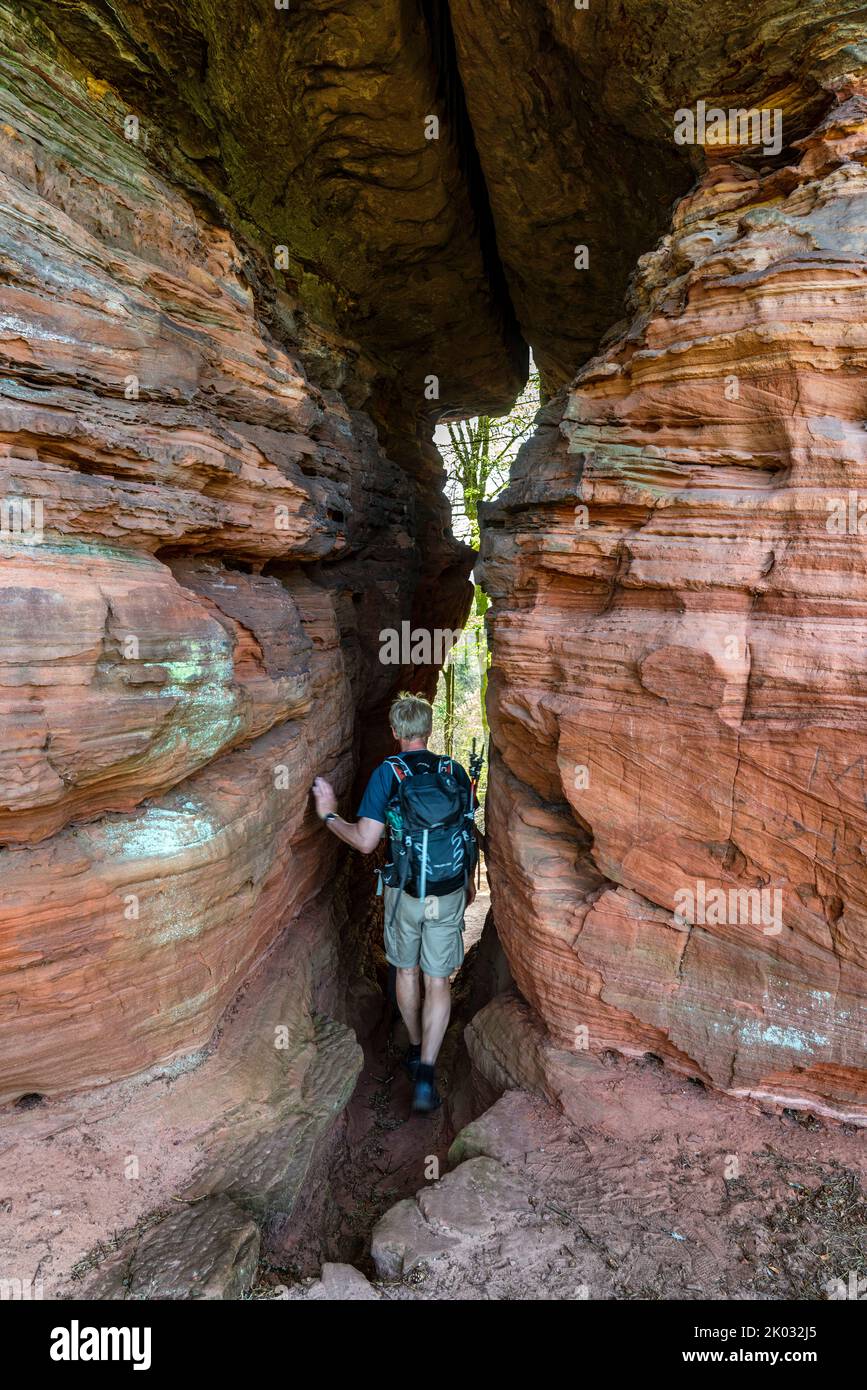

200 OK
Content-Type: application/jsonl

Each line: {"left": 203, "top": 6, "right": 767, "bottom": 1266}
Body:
{"left": 254, "top": 877, "right": 493, "bottom": 1285}
{"left": 359, "top": 1078, "right": 867, "bottom": 1302}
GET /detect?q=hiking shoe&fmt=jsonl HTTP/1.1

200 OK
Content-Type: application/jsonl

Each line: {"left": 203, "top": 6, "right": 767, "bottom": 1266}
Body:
{"left": 401, "top": 1048, "right": 421, "bottom": 1082}
{"left": 411, "top": 1076, "right": 442, "bottom": 1113}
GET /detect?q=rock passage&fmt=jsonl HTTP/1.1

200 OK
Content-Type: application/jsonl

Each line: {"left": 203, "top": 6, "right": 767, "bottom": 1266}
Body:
{"left": 0, "top": 0, "right": 865, "bottom": 1300}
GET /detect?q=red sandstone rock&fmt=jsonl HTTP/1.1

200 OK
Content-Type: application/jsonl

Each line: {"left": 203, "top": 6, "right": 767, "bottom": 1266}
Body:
{"left": 0, "top": 901, "right": 363, "bottom": 1296}
{"left": 0, "top": 21, "right": 470, "bottom": 1101}
{"left": 303, "top": 1263, "right": 380, "bottom": 1301}
{"left": 86, "top": 1194, "right": 261, "bottom": 1301}
{"left": 481, "top": 92, "right": 867, "bottom": 1122}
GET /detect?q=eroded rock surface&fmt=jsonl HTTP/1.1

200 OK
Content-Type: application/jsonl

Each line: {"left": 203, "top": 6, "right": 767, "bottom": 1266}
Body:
{"left": 0, "top": 898, "right": 362, "bottom": 1296}
{"left": 26, "top": 1, "right": 866, "bottom": 400}
{"left": 0, "top": 8, "right": 470, "bottom": 1101}
{"left": 86, "top": 1194, "right": 260, "bottom": 1301}
{"left": 449, "top": 0, "right": 866, "bottom": 389}
{"left": 18, "top": 0, "right": 527, "bottom": 415}
{"left": 481, "top": 90, "right": 867, "bottom": 1121}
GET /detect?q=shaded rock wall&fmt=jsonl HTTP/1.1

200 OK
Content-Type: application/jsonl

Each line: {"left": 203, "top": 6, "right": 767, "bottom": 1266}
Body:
{"left": 19, "top": 0, "right": 528, "bottom": 416}
{"left": 442, "top": 0, "right": 863, "bottom": 389}
{"left": 480, "top": 90, "right": 867, "bottom": 1122}
{"left": 38, "top": 0, "right": 855, "bottom": 402}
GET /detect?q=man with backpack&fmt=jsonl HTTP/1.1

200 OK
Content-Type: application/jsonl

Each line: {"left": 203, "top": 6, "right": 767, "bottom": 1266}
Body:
{"left": 312, "top": 692, "right": 478, "bottom": 1113}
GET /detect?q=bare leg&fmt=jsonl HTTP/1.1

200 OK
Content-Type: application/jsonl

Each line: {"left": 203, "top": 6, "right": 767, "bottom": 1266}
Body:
{"left": 421, "top": 973, "right": 451, "bottom": 1066}
{"left": 395, "top": 966, "right": 422, "bottom": 1045}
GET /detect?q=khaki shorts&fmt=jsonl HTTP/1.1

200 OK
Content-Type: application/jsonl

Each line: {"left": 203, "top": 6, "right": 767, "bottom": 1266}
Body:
{"left": 383, "top": 886, "right": 466, "bottom": 978}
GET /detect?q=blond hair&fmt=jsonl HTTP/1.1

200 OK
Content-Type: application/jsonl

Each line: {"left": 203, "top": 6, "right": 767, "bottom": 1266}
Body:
{"left": 389, "top": 692, "right": 433, "bottom": 741}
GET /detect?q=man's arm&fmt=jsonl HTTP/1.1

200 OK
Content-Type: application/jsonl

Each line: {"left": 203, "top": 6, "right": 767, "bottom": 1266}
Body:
{"left": 325, "top": 812, "right": 384, "bottom": 854}
{"left": 312, "top": 777, "right": 384, "bottom": 854}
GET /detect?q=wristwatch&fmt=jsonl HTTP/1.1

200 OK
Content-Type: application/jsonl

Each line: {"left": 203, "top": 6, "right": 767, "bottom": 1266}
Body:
{"left": 323, "top": 812, "right": 338, "bottom": 824}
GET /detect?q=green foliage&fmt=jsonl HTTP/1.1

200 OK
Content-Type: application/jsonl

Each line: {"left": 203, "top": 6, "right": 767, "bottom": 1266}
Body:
{"left": 440, "top": 371, "right": 542, "bottom": 547}
{"left": 431, "top": 370, "right": 542, "bottom": 816}
{"left": 431, "top": 616, "right": 489, "bottom": 825}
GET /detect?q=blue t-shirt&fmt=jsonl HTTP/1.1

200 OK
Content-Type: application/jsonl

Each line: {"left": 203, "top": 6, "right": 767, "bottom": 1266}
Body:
{"left": 357, "top": 751, "right": 474, "bottom": 896}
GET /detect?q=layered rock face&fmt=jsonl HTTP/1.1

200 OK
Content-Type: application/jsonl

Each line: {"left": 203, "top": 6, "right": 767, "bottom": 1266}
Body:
{"left": 20, "top": 0, "right": 529, "bottom": 416}
{"left": 0, "top": 10, "right": 470, "bottom": 1103}
{"left": 481, "top": 89, "right": 867, "bottom": 1122}
{"left": 441, "top": 0, "right": 859, "bottom": 389}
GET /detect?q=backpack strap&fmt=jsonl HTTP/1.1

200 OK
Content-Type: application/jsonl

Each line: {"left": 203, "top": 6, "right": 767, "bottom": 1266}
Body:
{"left": 384, "top": 757, "right": 413, "bottom": 935}
{"left": 386, "top": 755, "right": 413, "bottom": 784}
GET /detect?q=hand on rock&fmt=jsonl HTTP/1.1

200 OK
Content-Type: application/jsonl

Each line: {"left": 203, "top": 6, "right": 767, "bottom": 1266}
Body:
{"left": 312, "top": 777, "right": 337, "bottom": 820}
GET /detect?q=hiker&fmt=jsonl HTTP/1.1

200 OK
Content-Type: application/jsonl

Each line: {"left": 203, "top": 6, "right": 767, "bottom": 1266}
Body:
{"left": 312, "top": 692, "right": 479, "bottom": 1114}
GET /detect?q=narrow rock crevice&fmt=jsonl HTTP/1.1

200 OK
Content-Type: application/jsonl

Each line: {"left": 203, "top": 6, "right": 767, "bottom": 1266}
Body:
{"left": 2, "top": 0, "right": 866, "bottom": 1306}
{"left": 419, "top": 0, "right": 529, "bottom": 400}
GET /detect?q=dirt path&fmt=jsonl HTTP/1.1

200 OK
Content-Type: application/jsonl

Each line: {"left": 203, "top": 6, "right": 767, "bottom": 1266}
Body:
{"left": 270, "top": 1053, "right": 867, "bottom": 1303}
{"left": 254, "top": 877, "right": 493, "bottom": 1287}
